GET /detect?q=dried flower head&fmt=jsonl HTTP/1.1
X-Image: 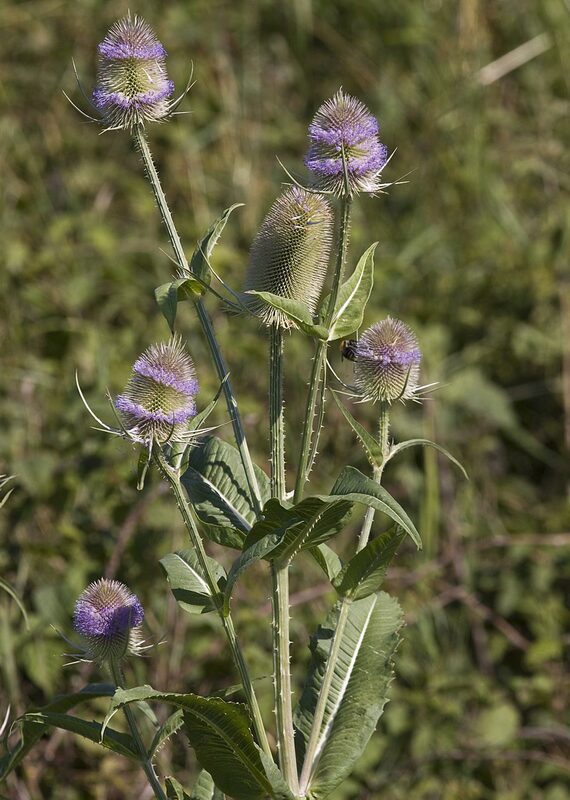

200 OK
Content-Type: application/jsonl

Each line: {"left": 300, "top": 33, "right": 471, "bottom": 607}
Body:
{"left": 304, "top": 89, "right": 388, "bottom": 196}
{"left": 73, "top": 579, "right": 144, "bottom": 663}
{"left": 243, "top": 187, "right": 333, "bottom": 329}
{"left": 354, "top": 317, "right": 421, "bottom": 403}
{"left": 115, "top": 338, "right": 199, "bottom": 445}
{"left": 93, "top": 14, "right": 174, "bottom": 129}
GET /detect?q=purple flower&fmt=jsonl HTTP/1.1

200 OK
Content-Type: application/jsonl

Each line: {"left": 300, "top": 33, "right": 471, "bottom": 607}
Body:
{"left": 115, "top": 338, "right": 199, "bottom": 445}
{"left": 354, "top": 318, "right": 421, "bottom": 402}
{"left": 93, "top": 14, "right": 174, "bottom": 129}
{"left": 243, "top": 187, "right": 333, "bottom": 329}
{"left": 74, "top": 579, "right": 144, "bottom": 663}
{"left": 304, "top": 89, "right": 388, "bottom": 195}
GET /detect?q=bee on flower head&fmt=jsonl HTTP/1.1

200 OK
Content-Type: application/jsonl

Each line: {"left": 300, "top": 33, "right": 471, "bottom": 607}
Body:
{"left": 340, "top": 339, "right": 359, "bottom": 362}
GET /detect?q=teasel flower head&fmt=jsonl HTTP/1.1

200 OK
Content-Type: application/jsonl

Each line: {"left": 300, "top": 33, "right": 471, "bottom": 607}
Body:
{"left": 73, "top": 579, "right": 144, "bottom": 664}
{"left": 354, "top": 317, "right": 421, "bottom": 403}
{"left": 93, "top": 14, "right": 174, "bottom": 129}
{"left": 243, "top": 187, "right": 333, "bottom": 329}
{"left": 304, "top": 89, "right": 388, "bottom": 196}
{"left": 115, "top": 337, "right": 199, "bottom": 445}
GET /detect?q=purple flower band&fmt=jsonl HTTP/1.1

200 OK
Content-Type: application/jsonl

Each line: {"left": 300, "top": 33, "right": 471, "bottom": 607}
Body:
{"left": 115, "top": 395, "right": 197, "bottom": 424}
{"left": 93, "top": 83, "right": 174, "bottom": 111}
{"left": 98, "top": 40, "right": 167, "bottom": 60}
{"left": 133, "top": 356, "right": 199, "bottom": 396}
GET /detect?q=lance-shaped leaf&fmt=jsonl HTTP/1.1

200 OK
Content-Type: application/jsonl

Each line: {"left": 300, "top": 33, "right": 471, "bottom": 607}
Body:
{"left": 150, "top": 710, "right": 185, "bottom": 759}
{"left": 310, "top": 543, "right": 343, "bottom": 582}
{"left": 102, "top": 687, "right": 293, "bottom": 800}
{"left": 182, "top": 437, "right": 271, "bottom": 549}
{"left": 160, "top": 548, "right": 226, "bottom": 615}
{"left": 166, "top": 772, "right": 224, "bottom": 800}
{"left": 190, "top": 203, "right": 244, "bottom": 285}
{"left": 386, "top": 438, "right": 469, "bottom": 479}
{"left": 166, "top": 776, "right": 193, "bottom": 800}
{"left": 332, "top": 527, "right": 405, "bottom": 600}
{"left": 331, "top": 466, "right": 422, "bottom": 549}
{"left": 323, "top": 243, "right": 376, "bottom": 342}
{"left": 224, "top": 497, "right": 352, "bottom": 610}
{"left": 294, "top": 593, "right": 404, "bottom": 798}
{"left": 0, "top": 684, "right": 126, "bottom": 779}
{"left": 155, "top": 277, "right": 204, "bottom": 331}
{"left": 330, "top": 391, "right": 383, "bottom": 467}
{"left": 246, "top": 292, "right": 329, "bottom": 340}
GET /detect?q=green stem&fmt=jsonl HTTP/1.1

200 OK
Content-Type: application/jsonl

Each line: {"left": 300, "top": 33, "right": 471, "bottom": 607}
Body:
{"left": 357, "top": 403, "right": 390, "bottom": 553}
{"left": 109, "top": 661, "right": 168, "bottom": 800}
{"left": 299, "top": 404, "right": 390, "bottom": 795}
{"left": 294, "top": 195, "right": 352, "bottom": 503}
{"left": 271, "top": 562, "right": 299, "bottom": 794}
{"left": 269, "top": 324, "right": 299, "bottom": 793}
{"left": 133, "top": 124, "right": 262, "bottom": 516}
{"left": 153, "top": 449, "right": 271, "bottom": 759}
{"left": 269, "top": 325, "right": 286, "bottom": 501}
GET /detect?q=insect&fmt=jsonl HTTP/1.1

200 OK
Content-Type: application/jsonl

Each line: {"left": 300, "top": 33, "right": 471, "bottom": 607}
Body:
{"left": 340, "top": 339, "right": 358, "bottom": 361}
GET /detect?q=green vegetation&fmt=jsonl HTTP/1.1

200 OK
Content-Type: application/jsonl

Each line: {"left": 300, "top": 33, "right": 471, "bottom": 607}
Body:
{"left": 1, "top": 0, "right": 568, "bottom": 797}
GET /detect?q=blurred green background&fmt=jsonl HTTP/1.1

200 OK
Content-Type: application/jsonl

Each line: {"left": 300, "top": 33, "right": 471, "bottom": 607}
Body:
{"left": 1, "top": 0, "right": 569, "bottom": 797}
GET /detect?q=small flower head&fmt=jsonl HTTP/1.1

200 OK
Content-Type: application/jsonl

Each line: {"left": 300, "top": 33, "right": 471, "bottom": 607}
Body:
{"left": 73, "top": 579, "right": 144, "bottom": 663}
{"left": 115, "top": 337, "right": 199, "bottom": 445}
{"left": 304, "top": 89, "right": 388, "bottom": 196}
{"left": 243, "top": 187, "right": 333, "bottom": 329}
{"left": 93, "top": 14, "right": 174, "bottom": 129}
{"left": 354, "top": 317, "right": 421, "bottom": 403}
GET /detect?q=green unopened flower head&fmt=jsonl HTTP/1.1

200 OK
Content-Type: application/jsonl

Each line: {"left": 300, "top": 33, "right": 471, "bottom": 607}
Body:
{"left": 93, "top": 14, "right": 174, "bottom": 129}
{"left": 243, "top": 187, "right": 333, "bottom": 329}
{"left": 115, "top": 337, "right": 199, "bottom": 445}
{"left": 73, "top": 579, "right": 144, "bottom": 664}
{"left": 354, "top": 317, "right": 421, "bottom": 403}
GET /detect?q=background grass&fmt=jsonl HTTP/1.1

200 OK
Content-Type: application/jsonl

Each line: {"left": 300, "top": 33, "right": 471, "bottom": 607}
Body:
{"left": 1, "top": 0, "right": 569, "bottom": 797}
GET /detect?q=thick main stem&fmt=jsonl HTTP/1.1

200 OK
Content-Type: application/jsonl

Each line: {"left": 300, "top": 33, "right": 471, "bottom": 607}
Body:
{"left": 268, "top": 324, "right": 299, "bottom": 793}
{"left": 294, "top": 195, "right": 352, "bottom": 503}
{"left": 299, "top": 405, "right": 390, "bottom": 795}
{"left": 133, "top": 125, "right": 262, "bottom": 516}
{"left": 154, "top": 450, "right": 271, "bottom": 759}
{"left": 109, "top": 661, "right": 168, "bottom": 800}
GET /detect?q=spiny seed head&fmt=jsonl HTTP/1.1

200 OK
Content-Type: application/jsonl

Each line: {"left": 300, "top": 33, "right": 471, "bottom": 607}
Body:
{"left": 243, "top": 187, "right": 333, "bottom": 329}
{"left": 73, "top": 579, "right": 144, "bottom": 663}
{"left": 115, "top": 337, "right": 199, "bottom": 445}
{"left": 354, "top": 317, "right": 421, "bottom": 403}
{"left": 304, "top": 89, "right": 388, "bottom": 196}
{"left": 93, "top": 14, "right": 174, "bottom": 129}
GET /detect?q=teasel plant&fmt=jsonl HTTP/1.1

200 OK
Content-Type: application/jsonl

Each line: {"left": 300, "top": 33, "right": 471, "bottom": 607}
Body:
{"left": 0, "top": 15, "right": 468, "bottom": 800}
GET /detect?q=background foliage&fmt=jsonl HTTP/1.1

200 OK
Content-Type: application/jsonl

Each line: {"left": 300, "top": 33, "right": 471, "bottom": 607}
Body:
{"left": 1, "top": 0, "right": 568, "bottom": 797}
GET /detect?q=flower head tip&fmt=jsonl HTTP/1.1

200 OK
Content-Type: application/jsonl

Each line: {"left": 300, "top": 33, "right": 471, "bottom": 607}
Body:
{"left": 243, "top": 187, "right": 333, "bottom": 329}
{"left": 73, "top": 579, "right": 144, "bottom": 663}
{"left": 115, "top": 337, "right": 199, "bottom": 445}
{"left": 93, "top": 14, "right": 174, "bottom": 129}
{"left": 354, "top": 317, "right": 421, "bottom": 403}
{"left": 304, "top": 89, "right": 388, "bottom": 196}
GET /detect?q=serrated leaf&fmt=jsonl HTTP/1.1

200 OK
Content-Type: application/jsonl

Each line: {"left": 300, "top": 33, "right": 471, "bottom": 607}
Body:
{"left": 294, "top": 593, "right": 404, "bottom": 798}
{"left": 182, "top": 437, "right": 271, "bottom": 549}
{"left": 330, "top": 391, "right": 383, "bottom": 467}
{"left": 160, "top": 548, "right": 226, "bottom": 615}
{"left": 246, "top": 292, "right": 329, "bottom": 339}
{"left": 102, "top": 687, "right": 292, "bottom": 800}
{"left": 331, "top": 466, "right": 422, "bottom": 549}
{"left": 223, "top": 533, "right": 281, "bottom": 614}
{"left": 386, "top": 438, "right": 469, "bottom": 479}
{"left": 190, "top": 204, "right": 244, "bottom": 285}
{"left": 333, "top": 528, "right": 405, "bottom": 600}
{"left": 21, "top": 712, "right": 138, "bottom": 759}
{"left": 325, "top": 243, "right": 376, "bottom": 341}
{"left": 310, "top": 544, "right": 343, "bottom": 581}
{"left": 0, "top": 684, "right": 116, "bottom": 780}
{"left": 149, "top": 710, "right": 185, "bottom": 759}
